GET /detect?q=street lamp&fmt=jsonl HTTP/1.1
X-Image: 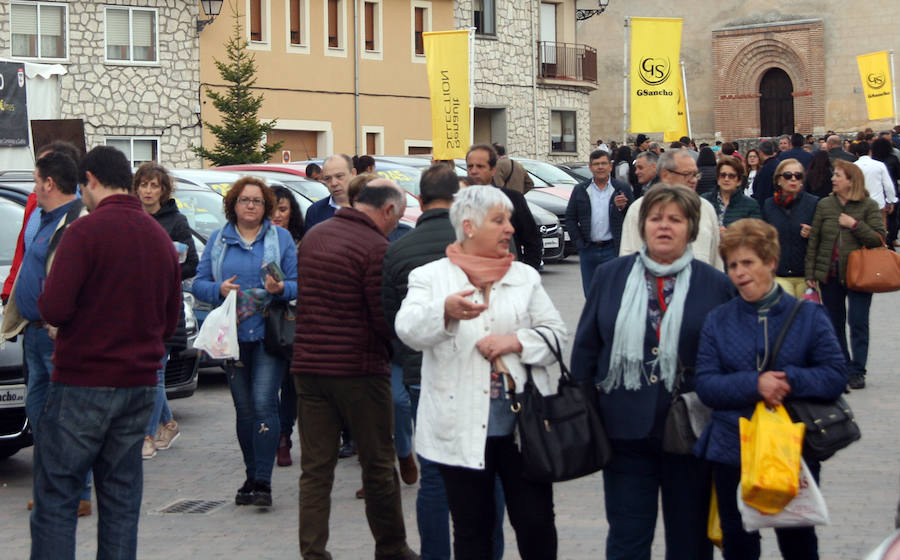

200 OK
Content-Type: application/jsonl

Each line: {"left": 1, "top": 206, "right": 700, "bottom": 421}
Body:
{"left": 197, "top": 0, "right": 224, "bottom": 33}
{"left": 576, "top": 0, "right": 610, "bottom": 21}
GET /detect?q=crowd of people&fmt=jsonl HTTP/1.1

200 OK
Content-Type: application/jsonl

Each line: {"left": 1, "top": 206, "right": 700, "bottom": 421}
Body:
{"left": 2, "top": 127, "right": 895, "bottom": 559}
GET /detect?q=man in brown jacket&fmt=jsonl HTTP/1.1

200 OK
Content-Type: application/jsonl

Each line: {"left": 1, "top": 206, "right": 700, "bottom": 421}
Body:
{"left": 292, "top": 179, "right": 419, "bottom": 560}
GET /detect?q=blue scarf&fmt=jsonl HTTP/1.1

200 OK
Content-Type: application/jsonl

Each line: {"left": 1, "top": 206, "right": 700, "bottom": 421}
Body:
{"left": 602, "top": 246, "right": 693, "bottom": 393}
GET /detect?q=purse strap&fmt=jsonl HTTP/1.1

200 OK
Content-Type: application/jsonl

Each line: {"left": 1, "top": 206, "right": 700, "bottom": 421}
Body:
{"left": 760, "top": 299, "right": 804, "bottom": 372}
{"left": 507, "top": 327, "right": 567, "bottom": 412}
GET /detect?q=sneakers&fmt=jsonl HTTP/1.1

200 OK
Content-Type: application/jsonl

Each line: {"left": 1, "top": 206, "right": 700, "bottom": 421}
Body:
{"left": 355, "top": 487, "right": 365, "bottom": 500}
{"left": 155, "top": 419, "right": 180, "bottom": 450}
{"left": 338, "top": 440, "right": 356, "bottom": 459}
{"left": 398, "top": 454, "right": 418, "bottom": 485}
{"left": 252, "top": 480, "right": 272, "bottom": 507}
{"left": 277, "top": 434, "right": 292, "bottom": 467}
{"left": 142, "top": 436, "right": 157, "bottom": 459}
{"left": 848, "top": 374, "right": 866, "bottom": 390}
{"left": 235, "top": 479, "right": 255, "bottom": 506}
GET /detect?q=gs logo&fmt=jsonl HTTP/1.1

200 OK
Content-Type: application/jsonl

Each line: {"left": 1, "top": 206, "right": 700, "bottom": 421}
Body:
{"left": 639, "top": 57, "right": 671, "bottom": 86}
{"left": 867, "top": 72, "right": 886, "bottom": 89}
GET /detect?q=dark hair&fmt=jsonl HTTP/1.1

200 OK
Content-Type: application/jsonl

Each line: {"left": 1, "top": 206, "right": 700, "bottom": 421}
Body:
{"left": 356, "top": 182, "right": 405, "bottom": 211}
{"left": 805, "top": 151, "right": 832, "bottom": 196}
{"left": 638, "top": 185, "right": 701, "bottom": 243}
{"left": 716, "top": 156, "right": 745, "bottom": 181}
{"left": 223, "top": 177, "right": 276, "bottom": 224}
{"left": 35, "top": 151, "right": 78, "bottom": 195}
{"left": 758, "top": 140, "right": 776, "bottom": 156}
{"left": 492, "top": 142, "right": 507, "bottom": 156}
{"left": 133, "top": 163, "right": 174, "bottom": 203}
{"left": 612, "top": 146, "right": 631, "bottom": 166}
{"left": 419, "top": 164, "right": 459, "bottom": 205}
{"left": 697, "top": 147, "right": 717, "bottom": 166}
{"left": 37, "top": 140, "right": 80, "bottom": 163}
{"left": 669, "top": 141, "right": 684, "bottom": 149}
{"left": 589, "top": 148, "right": 611, "bottom": 163}
{"left": 354, "top": 154, "right": 375, "bottom": 174}
{"left": 791, "top": 133, "right": 804, "bottom": 148}
{"left": 852, "top": 141, "right": 870, "bottom": 157}
{"left": 699, "top": 142, "right": 710, "bottom": 149}
{"left": 466, "top": 144, "right": 498, "bottom": 168}
{"left": 871, "top": 138, "right": 894, "bottom": 161}
{"left": 305, "top": 162, "right": 322, "bottom": 177}
{"left": 79, "top": 146, "right": 133, "bottom": 192}
{"left": 269, "top": 185, "right": 304, "bottom": 241}
{"left": 679, "top": 136, "right": 692, "bottom": 145}
{"left": 721, "top": 142, "right": 736, "bottom": 156}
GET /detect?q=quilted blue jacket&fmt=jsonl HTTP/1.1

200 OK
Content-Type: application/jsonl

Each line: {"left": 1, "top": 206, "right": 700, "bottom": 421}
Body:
{"left": 693, "top": 290, "right": 847, "bottom": 466}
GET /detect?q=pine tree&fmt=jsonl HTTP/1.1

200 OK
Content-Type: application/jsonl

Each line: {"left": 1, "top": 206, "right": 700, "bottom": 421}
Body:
{"left": 193, "top": 11, "right": 282, "bottom": 165}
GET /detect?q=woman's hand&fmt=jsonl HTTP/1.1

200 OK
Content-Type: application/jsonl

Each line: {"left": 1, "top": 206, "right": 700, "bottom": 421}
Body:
{"left": 838, "top": 213, "right": 858, "bottom": 229}
{"left": 805, "top": 279, "right": 817, "bottom": 290}
{"left": 476, "top": 334, "right": 523, "bottom": 361}
{"left": 758, "top": 370, "right": 791, "bottom": 408}
{"left": 264, "top": 274, "right": 284, "bottom": 295}
{"left": 444, "top": 289, "right": 488, "bottom": 322}
{"left": 799, "top": 223, "right": 811, "bottom": 238}
{"left": 220, "top": 275, "right": 239, "bottom": 297}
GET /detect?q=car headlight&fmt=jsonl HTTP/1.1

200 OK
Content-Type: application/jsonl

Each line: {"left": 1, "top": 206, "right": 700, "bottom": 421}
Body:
{"left": 183, "top": 293, "right": 198, "bottom": 332}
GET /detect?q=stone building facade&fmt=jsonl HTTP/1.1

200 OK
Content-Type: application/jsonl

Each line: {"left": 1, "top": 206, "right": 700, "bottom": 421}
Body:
{"left": 455, "top": 0, "right": 594, "bottom": 162}
{"left": 0, "top": 0, "right": 201, "bottom": 167}
{"left": 580, "top": 1, "right": 900, "bottom": 145}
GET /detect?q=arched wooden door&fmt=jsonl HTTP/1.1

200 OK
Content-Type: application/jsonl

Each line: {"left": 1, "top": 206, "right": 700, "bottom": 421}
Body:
{"left": 759, "top": 68, "right": 795, "bottom": 136}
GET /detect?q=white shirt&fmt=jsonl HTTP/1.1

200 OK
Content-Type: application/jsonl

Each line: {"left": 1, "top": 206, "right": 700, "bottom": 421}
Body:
{"left": 588, "top": 179, "right": 614, "bottom": 242}
{"left": 854, "top": 155, "right": 897, "bottom": 209}
{"left": 618, "top": 195, "right": 723, "bottom": 269}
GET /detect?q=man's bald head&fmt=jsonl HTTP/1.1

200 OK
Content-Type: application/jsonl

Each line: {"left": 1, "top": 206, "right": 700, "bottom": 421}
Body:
{"left": 826, "top": 135, "right": 842, "bottom": 149}
{"left": 354, "top": 178, "right": 407, "bottom": 235}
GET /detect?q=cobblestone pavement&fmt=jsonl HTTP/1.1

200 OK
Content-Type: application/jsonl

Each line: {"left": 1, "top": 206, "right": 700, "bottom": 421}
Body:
{"left": 1, "top": 257, "right": 898, "bottom": 559}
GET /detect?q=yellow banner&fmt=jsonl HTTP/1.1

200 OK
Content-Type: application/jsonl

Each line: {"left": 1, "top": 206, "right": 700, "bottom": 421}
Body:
{"left": 424, "top": 30, "right": 470, "bottom": 160}
{"left": 857, "top": 51, "right": 894, "bottom": 121}
{"left": 663, "top": 69, "right": 688, "bottom": 143}
{"left": 630, "top": 18, "right": 682, "bottom": 133}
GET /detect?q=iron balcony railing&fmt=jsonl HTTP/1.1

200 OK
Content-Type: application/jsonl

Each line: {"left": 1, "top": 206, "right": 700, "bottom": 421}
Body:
{"left": 537, "top": 41, "right": 598, "bottom": 84}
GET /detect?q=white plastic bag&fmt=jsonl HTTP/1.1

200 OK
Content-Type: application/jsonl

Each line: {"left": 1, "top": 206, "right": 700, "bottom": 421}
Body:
{"left": 194, "top": 290, "right": 239, "bottom": 360}
{"left": 737, "top": 459, "right": 830, "bottom": 531}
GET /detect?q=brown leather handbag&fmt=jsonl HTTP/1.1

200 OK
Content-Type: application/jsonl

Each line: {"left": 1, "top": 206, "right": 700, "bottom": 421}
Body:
{"left": 846, "top": 234, "right": 900, "bottom": 293}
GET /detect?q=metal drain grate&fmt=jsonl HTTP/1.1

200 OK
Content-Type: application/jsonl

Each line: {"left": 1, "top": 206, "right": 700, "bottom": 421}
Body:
{"left": 157, "top": 499, "right": 227, "bottom": 514}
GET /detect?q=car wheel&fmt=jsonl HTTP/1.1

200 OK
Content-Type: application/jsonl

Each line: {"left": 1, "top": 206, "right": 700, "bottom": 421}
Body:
{"left": 0, "top": 444, "right": 22, "bottom": 461}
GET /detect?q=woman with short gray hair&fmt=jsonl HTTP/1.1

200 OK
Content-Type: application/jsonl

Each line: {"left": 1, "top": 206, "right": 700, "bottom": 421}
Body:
{"left": 396, "top": 185, "right": 567, "bottom": 559}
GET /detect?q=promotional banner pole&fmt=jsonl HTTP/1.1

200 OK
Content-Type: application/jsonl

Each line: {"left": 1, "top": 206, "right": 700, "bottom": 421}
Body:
{"left": 469, "top": 27, "right": 475, "bottom": 145}
{"left": 680, "top": 60, "right": 692, "bottom": 138}
{"left": 891, "top": 50, "right": 898, "bottom": 126}
{"left": 622, "top": 16, "right": 630, "bottom": 144}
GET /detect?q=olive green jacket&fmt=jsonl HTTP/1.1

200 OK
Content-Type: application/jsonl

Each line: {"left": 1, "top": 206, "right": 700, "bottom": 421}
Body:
{"left": 804, "top": 194, "right": 885, "bottom": 285}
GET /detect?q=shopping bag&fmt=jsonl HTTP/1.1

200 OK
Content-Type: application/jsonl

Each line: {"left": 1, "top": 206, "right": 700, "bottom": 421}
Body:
{"left": 739, "top": 402, "right": 805, "bottom": 514}
{"left": 737, "top": 459, "right": 830, "bottom": 531}
{"left": 194, "top": 290, "right": 239, "bottom": 360}
{"left": 708, "top": 483, "right": 723, "bottom": 548}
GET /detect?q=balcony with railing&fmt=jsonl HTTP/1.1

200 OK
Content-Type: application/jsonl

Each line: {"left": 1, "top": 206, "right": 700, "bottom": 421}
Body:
{"left": 537, "top": 41, "right": 598, "bottom": 88}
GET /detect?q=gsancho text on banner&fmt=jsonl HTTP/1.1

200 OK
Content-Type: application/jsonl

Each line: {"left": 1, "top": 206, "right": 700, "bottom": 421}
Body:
{"left": 856, "top": 51, "right": 894, "bottom": 121}
{"left": 630, "top": 18, "right": 682, "bottom": 133}
{"left": 424, "top": 30, "right": 470, "bottom": 160}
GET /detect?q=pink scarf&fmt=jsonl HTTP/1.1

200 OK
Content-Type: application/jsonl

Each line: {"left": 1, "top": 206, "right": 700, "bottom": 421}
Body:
{"left": 445, "top": 242, "right": 514, "bottom": 292}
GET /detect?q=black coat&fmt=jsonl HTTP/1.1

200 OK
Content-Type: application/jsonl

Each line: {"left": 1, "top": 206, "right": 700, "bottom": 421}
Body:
{"left": 564, "top": 178, "right": 633, "bottom": 254}
{"left": 752, "top": 157, "right": 779, "bottom": 210}
{"left": 382, "top": 209, "right": 457, "bottom": 386}
{"left": 497, "top": 186, "right": 542, "bottom": 270}
{"left": 762, "top": 191, "right": 819, "bottom": 277}
{"left": 696, "top": 165, "right": 718, "bottom": 196}
{"left": 151, "top": 198, "right": 198, "bottom": 351}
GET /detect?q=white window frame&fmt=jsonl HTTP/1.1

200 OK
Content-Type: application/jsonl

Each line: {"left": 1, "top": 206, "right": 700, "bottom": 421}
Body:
{"left": 105, "top": 136, "right": 161, "bottom": 167}
{"left": 361, "top": 125, "right": 384, "bottom": 155}
{"left": 9, "top": 1, "right": 68, "bottom": 61}
{"left": 473, "top": 0, "right": 495, "bottom": 37}
{"left": 410, "top": 1, "right": 431, "bottom": 64}
{"left": 324, "top": 0, "right": 347, "bottom": 58}
{"left": 245, "top": 0, "right": 271, "bottom": 51}
{"left": 103, "top": 6, "right": 159, "bottom": 65}
{"left": 359, "top": 0, "right": 382, "bottom": 61}
{"left": 549, "top": 109, "right": 577, "bottom": 154}
{"left": 403, "top": 139, "right": 432, "bottom": 155}
{"left": 284, "top": 0, "right": 310, "bottom": 54}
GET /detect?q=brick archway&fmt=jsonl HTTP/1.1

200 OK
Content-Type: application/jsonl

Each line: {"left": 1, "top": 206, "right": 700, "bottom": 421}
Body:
{"left": 712, "top": 20, "right": 824, "bottom": 140}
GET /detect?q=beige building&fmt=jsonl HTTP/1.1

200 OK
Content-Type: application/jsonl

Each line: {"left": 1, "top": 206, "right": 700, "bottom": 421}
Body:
{"left": 579, "top": 1, "right": 900, "bottom": 144}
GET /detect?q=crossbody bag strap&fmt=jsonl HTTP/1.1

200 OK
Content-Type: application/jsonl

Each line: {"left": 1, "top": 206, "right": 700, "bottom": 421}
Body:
{"left": 46, "top": 199, "right": 84, "bottom": 256}
{"left": 764, "top": 300, "right": 804, "bottom": 372}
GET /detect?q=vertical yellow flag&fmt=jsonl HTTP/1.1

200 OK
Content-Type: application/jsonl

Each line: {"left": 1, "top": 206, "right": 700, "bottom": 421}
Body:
{"left": 630, "top": 18, "right": 682, "bottom": 133}
{"left": 424, "top": 30, "right": 470, "bottom": 160}
{"left": 663, "top": 69, "right": 688, "bottom": 143}
{"left": 857, "top": 51, "right": 894, "bottom": 120}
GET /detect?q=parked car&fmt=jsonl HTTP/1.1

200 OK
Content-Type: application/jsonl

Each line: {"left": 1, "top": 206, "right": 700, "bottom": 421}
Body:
{"left": 516, "top": 158, "right": 580, "bottom": 189}
{"left": 528, "top": 202, "right": 565, "bottom": 263}
{"left": 557, "top": 162, "right": 592, "bottom": 181}
{"left": 214, "top": 165, "right": 330, "bottom": 201}
{"left": 525, "top": 185, "right": 576, "bottom": 256}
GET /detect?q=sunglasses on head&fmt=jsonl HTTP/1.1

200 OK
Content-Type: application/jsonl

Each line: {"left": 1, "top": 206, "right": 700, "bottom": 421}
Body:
{"left": 718, "top": 172, "right": 738, "bottom": 180}
{"left": 780, "top": 172, "right": 804, "bottom": 181}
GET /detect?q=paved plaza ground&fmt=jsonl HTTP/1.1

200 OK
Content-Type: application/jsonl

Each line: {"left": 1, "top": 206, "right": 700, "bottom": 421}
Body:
{"left": 1, "top": 257, "right": 898, "bottom": 559}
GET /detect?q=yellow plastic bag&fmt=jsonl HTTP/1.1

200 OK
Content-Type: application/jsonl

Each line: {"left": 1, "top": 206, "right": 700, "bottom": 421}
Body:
{"left": 708, "top": 483, "right": 722, "bottom": 548}
{"left": 739, "top": 402, "right": 805, "bottom": 514}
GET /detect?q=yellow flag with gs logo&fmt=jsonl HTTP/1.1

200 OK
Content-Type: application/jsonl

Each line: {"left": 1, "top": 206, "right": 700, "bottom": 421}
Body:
{"left": 857, "top": 51, "right": 894, "bottom": 121}
{"left": 630, "top": 18, "right": 682, "bottom": 133}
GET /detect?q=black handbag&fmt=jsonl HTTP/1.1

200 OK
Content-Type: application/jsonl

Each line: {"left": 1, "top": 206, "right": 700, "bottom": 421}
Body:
{"left": 263, "top": 299, "right": 296, "bottom": 361}
{"left": 509, "top": 328, "right": 612, "bottom": 483}
{"left": 767, "top": 300, "right": 861, "bottom": 462}
{"left": 662, "top": 364, "right": 711, "bottom": 455}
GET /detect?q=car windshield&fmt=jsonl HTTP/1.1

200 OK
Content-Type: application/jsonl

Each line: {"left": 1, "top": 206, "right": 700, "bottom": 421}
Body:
{"left": 284, "top": 180, "right": 329, "bottom": 201}
{"left": 173, "top": 189, "right": 226, "bottom": 240}
{"left": 520, "top": 161, "right": 578, "bottom": 185}
{"left": 376, "top": 167, "right": 422, "bottom": 196}
{"left": 0, "top": 198, "right": 24, "bottom": 266}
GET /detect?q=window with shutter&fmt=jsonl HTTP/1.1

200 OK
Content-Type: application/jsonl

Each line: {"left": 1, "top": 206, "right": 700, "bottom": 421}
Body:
{"left": 364, "top": 2, "right": 375, "bottom": 52}
{"left": 132, "top": 10, "right": 156, "bottom": 61}
{"left": 38, "top": 5, "right": 65, "bottom": 59}
{"left": 289, "top": 0, "right": 301, "bottom": 45}
{"left": 11, "top": 3, "right": 37, "bottom": 58}
{"left": 250, "top": 0, "right": 262, "bottom": 41}
{"left": 106, "top": 138, "right": 159, "bottom": 167}
{"left": 105, "top": 7, "right": 157, "bottom": 63}
{"left": 414, "top": 7, "right": 425, "bottom": 56}
{"left": 106, "top": 8, "right": 130, "bottom": 60}
{"left": 327, "top": 0, "right": 338, "bottom": 48}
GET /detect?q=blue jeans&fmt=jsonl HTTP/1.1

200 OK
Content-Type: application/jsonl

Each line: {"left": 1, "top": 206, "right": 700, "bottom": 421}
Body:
{"left": 225, "top": 340, "right": 284, "bottom": 484}
{"left": 820, "top": 279, "right": 872, "bottom": 377}
{"left": 145, "top": 350, "right": 172, "bottom": 436}
{"left": 391, "top": 364, "right": 413, "bottom": 458}
{"left": 578, "top": 243, "right": 618, "bottom": 296}
{"left": 30, "top": 383, "right": 155, "bottom": 560}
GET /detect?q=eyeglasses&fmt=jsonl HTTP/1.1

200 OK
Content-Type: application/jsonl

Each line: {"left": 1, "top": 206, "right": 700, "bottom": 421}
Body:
{"left": 718, "top": 172, "right": 739, "bottom": 180}
{"left": 780, "top": 172, "right": 804, "bottom": 181}
{"left": 237, "top": 197, "right": 264, "bottom": 207}
{"left": 670, "top": 169, "right": 702, "bottom": 180}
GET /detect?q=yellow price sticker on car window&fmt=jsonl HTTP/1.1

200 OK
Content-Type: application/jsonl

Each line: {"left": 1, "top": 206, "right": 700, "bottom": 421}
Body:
{"left": 207, "top": 183, "right": 231, "bottom": 196}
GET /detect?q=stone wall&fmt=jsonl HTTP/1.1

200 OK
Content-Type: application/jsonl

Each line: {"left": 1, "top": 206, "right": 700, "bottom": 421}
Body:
{"left": 0, "top": 0, "right": 201, "bottom": 167}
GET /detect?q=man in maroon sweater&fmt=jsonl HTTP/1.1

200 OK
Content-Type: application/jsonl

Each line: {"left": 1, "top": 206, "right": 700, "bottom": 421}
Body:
{"left": 31, "top": 146, "right": 181, "bottom": 559}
